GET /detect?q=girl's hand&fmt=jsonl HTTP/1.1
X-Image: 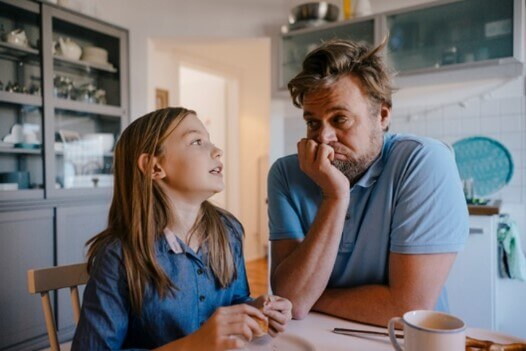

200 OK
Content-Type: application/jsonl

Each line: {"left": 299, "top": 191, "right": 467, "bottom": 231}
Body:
{"left": 184, "top": 304, "right": 266, "bottom": 351}
{"left": 252, "top": 295, "right": 293, "bottom": 337}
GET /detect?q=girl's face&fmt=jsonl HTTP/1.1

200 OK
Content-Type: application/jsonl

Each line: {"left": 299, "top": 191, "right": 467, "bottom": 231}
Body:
{"left": 157, "top": 114, "right": 224, "bottom": 201}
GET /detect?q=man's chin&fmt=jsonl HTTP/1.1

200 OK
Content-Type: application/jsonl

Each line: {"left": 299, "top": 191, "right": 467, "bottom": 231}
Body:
{"left": 333, "top": 153, "right": 349, "bottom": 161}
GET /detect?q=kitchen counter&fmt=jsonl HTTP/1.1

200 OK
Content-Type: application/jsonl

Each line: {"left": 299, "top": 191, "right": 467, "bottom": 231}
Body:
{"left": 468, "top": 199, "right": 501, "bottom": 216}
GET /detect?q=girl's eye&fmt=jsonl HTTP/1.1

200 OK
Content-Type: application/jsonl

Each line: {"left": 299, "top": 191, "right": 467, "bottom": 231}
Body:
{"left": 191, "top": 139, "right": 202, "bottom": 146}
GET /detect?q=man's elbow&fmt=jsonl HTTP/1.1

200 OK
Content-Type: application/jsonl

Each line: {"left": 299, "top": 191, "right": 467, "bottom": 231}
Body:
{"left": 291, "top": 305, "right": 309, "bottom": 320}
{"left": 271, "top": 285, "right": 310, "bottom": 319}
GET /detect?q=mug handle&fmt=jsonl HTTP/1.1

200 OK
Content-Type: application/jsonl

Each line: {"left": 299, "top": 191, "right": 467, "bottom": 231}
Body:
{"left": 388, "top": 317, "right": 404, "bottom": 351}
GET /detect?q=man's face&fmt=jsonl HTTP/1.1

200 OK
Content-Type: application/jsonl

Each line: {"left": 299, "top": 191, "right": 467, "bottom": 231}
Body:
{"left": 302, "top": 74, "right": 391, "bottom": 183}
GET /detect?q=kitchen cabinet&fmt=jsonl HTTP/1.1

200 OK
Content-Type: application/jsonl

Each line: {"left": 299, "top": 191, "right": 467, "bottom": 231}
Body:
{"left": 0, "top": 209, "right": 54, "bottom": 350}
{"left": 0, "top": 0, "right": 129, "bottom": 201}
{"left": 0, "top": 1, "right": 128, "bottom": 349}
{"left": 446, "top": 214, "right": 526, "bottom": 338}
{"left": 277, "top": 0, "right": 524, "bottom": 91}
{"left": 279, "top": 17, "right": 377, "bottom": 89}
{"left": 55, "top": 203, "right": 109, "bottom": 340}
{"left": 386, "top": 0, "right": 521, "bottom": 74}
{"left": 0, "top": 0, "right": 44, "bottom": 202}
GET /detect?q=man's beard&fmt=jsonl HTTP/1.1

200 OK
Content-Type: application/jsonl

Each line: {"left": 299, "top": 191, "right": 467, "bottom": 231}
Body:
{"left": 332, "top": 128, "right": 383, "bottom": 185}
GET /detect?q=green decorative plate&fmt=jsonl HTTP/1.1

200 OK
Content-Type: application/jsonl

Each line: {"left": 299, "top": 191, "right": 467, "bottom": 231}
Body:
{"left": 453, "top": 136, "right": 514, "bottom": 196}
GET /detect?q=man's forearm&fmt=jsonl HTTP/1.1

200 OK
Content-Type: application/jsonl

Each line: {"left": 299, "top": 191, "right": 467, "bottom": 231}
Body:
{"left": 312, "top": 285, "right": 435, "bottom": 327}
{"left": 271, "top": 197, "right": 348, "bottom": 319}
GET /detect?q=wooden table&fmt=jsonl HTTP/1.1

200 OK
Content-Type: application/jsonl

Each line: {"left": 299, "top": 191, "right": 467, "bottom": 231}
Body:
{"left": 248, "top": 312, "right": 526, "bottom": 350}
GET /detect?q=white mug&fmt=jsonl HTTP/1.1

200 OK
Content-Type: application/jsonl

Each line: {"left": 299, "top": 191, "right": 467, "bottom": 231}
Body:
{"left": 388, "top": 310, "right": 466, "bottom": 351}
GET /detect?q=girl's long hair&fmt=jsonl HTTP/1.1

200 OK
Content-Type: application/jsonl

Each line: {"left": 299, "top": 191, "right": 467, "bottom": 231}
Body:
{"left": 86, "top": 107, "right": 236, "bottom": 314}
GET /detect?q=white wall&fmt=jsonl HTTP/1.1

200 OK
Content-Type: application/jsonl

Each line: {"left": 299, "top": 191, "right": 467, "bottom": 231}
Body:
{"left": 90, "top": 0, "right": 289, "bottom": 120}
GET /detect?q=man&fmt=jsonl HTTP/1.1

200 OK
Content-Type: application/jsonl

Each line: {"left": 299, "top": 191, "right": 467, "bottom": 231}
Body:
{"left": 268, "top": 39, "right": 469, "bottom": 327}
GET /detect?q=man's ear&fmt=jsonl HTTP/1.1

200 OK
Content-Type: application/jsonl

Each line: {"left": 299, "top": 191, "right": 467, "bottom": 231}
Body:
{"left": 137, "top": 153, "right": 166, "bottom": 180}
{"left": 379, "top": 103, "right": 391, "bottom": 131}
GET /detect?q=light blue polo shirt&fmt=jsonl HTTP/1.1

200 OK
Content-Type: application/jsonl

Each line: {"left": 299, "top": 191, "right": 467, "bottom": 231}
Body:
{"left": 267, "top": 133, "right": 469, "bottom": 312}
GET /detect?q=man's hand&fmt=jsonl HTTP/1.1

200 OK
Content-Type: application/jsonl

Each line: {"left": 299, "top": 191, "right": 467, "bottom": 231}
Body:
{"left": 297, "top": 138, "right": 350, "bottom": 199}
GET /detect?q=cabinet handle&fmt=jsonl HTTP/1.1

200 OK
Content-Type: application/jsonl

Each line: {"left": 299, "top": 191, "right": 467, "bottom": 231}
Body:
{"left": 469, "top": 227, "right": 484, "bottom": 235}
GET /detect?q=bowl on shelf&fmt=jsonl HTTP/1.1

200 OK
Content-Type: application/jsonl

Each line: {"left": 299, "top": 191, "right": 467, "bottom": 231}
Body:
{"left": 81, "top": 46, "right": 109, "bottom": 65}
{"left": 288, "top": 2, "right": 339, "bottom": 24}
{"left": 82, "top": 133, "right": 114, "bottom": 153}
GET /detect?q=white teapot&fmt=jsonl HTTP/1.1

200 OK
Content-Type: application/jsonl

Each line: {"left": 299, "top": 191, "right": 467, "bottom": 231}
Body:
{"left": 58, "top": 37, "right": 82, "bottom": 60}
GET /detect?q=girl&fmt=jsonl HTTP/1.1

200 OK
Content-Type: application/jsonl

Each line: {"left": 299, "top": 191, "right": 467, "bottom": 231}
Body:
{"left": 72, "top": 107, "right": 292, "bottom": 350}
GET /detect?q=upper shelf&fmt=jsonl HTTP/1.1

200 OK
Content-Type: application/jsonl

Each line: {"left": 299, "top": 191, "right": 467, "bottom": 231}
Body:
{"left": 54, "top": 98, "right": 123, "bottom": 116}
{"left": 54, "top": 55, "right": 118, "bottom": 73}
{"left": 0, "top": 91, "right": 42, "bottom": 106}
{"left": 0, "top": 41, "right": 40, "bottom": 61}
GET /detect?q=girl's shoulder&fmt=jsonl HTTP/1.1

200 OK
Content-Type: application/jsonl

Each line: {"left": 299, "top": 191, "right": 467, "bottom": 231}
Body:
{"left": 89, "top": 238, "right": 125, "bottom": 276}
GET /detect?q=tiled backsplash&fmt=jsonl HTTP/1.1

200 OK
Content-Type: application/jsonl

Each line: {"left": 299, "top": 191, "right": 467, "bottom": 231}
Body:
{"left": 390, "top": 78, "right": 525, "bottom": 207}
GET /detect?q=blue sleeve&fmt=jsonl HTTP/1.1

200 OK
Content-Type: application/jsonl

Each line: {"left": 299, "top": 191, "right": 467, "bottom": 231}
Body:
{"left": 224, "top": 215, "right": 253, "bottom": 304}
{"left": 72, "top": 243, "right": 147, "bottom": 351}
{"left": 390, "top": 142, "right": 469, "bottom": 253}
{"left": 267, "top": 159, "right": 305, "bottom": 240}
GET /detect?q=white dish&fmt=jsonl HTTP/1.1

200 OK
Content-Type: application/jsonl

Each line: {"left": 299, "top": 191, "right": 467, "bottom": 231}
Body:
{"left": 0, "top": 183, "right": 18, "bottom": 191}
{"left": 245, "top": 334, "right": 316, "bottom": 351}
{"left": 82, "top": 133, "right": 114, "bottom": 153}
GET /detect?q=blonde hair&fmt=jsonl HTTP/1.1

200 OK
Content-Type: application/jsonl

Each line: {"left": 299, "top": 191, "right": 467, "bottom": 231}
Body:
{"left": 86, "top": 107, "right": 236, "bottom": 314}
{"left": 288, "top": 38, "right": 394, "bottom": 111}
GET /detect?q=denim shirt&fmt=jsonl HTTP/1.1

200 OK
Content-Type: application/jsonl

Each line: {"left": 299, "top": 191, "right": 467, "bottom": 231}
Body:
{"left": 72, "top": 215, "right": 251, "bottom": 350}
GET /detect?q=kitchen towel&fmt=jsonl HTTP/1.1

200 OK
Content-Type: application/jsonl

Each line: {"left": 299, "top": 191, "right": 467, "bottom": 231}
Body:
{"left": 498, "top": 215, "right": 526, "bottom": 281}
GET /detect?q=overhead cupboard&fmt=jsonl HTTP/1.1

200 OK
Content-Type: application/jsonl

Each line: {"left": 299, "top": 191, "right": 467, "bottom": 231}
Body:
{"left": 278, "top": 0, "right": 524, "bottom": 89}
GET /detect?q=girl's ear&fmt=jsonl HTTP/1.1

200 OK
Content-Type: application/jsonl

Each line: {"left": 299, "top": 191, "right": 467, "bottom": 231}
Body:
{"left": 137, "top": 153, "right": 166, "bottom": 180}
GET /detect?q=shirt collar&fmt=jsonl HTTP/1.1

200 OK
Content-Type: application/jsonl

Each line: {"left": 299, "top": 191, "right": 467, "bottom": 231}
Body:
{"left": 354, "top": 133, "right": 389, "bottom": 189}
{"left": 163, "top": 228, "right": 184, "bottom": 254}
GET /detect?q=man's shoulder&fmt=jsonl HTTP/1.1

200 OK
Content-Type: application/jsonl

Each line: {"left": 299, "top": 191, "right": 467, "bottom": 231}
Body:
{"left": 269, "top": 154, "right": 318, "bottom": 194}
{"left": 272, "top": 154, "right": 300, "bottom": 170}
{"left": 386, "top": 133, "right": 452, "bottom": 160}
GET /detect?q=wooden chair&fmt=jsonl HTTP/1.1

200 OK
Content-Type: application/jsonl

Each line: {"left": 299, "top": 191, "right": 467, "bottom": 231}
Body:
{"left": 27, "top": 263, "right": 89, "bottom": 351}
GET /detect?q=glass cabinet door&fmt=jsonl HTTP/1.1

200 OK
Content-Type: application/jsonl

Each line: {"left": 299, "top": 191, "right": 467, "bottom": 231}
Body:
{"left": 387, "top": 0, "right": 514, "bottom": 73}
{"left": 0, "top": 0, "right": 44, "bottom": 200}
{"left": 43, "top": 5, "right": 127, "bottom": 195}
{"left": 281, "top": 19, "right": 375, "bottom": 88}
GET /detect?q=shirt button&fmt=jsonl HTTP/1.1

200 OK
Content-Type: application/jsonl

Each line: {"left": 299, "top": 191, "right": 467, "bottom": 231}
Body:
{"left": 197, "top": 268, "right": 204, "bottom": 275}
{"left": 199, "top": 295, "right": 206, "bottom": 302}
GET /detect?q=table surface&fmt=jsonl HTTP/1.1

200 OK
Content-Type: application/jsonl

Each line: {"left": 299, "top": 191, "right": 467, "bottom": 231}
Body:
{"left": 247, "top": 312, "right": 526, "bottom": 351}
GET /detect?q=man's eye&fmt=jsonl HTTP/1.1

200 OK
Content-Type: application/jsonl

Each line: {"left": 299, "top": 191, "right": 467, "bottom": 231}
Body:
{"left": 306, "top": 120, "right": 319, "bottom": 129}
{"left": 334, "top": 116, "right": 347, "bottom": 123}
{"left": 191, "top": 139, "right": 202, "bottom": 146}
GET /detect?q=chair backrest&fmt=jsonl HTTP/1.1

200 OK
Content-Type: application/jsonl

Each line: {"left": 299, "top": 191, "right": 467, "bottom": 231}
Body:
{"left": 27, "top": 263, "right": 89, "bottom": 351}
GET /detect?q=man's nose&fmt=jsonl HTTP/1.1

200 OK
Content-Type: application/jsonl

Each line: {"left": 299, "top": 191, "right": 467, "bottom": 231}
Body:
{"left": 314, "top": 125, "right": 337, "bottom": 144}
